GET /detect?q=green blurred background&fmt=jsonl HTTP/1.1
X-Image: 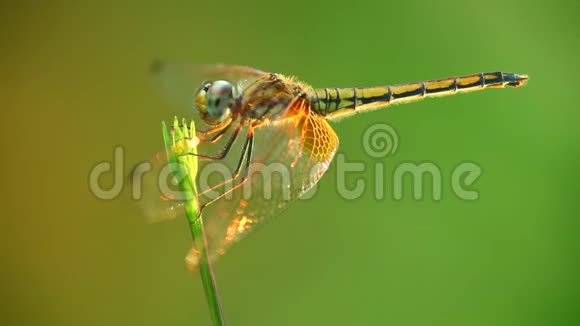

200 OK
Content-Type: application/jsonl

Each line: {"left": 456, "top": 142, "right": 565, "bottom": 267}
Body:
{"left": 2, "top": 0, "right": 579, "bottom": 325}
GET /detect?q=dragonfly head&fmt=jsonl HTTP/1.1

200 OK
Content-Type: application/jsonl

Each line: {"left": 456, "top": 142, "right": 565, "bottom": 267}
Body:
{"left": 195, "top": 80, "right": 234, "bottom": 125}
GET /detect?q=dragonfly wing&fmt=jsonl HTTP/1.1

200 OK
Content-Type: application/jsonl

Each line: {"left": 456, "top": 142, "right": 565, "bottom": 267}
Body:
{"left": 140, "top": 65, "right": 340, "bottom": 269}
{"left": 133, "top": 149, "right": 185, "bottom": 223}
{"left": 150, "top": 62, "right": 267, "bottom": 118}
{"left": 134, "top": 116, "right": 249, "bottom": 224}
{"left": 196, "top": 98, "right": 339, "bottom": 264}
{"left": 137, "top": 63, "right": 268, "bottom": 222}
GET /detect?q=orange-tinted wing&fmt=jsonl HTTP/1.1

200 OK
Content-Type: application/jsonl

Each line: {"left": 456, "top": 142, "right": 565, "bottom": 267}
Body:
{"left": 188, "top": 99, "right": 339, "bottom": 268}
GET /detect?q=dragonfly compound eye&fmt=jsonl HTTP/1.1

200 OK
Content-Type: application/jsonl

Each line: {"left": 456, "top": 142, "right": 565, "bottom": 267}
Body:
{"left": 205, "top": 80, "right": 234, "bottom": 120}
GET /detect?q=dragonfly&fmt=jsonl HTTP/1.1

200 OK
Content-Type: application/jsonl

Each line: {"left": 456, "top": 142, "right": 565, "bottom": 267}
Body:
{"left": 139, "top": 63, "right": 528, "bottom": 270}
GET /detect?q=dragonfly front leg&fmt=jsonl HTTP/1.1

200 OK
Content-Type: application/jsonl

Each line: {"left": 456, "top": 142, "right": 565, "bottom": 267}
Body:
{"left": 180, "top": 123, "right": 242, "bottom": 161}
{"left": 195, "top": 118, "right": 232, "bottom": 138}
{"left": 196, "top": 123, "right": 231, "bottom": 143}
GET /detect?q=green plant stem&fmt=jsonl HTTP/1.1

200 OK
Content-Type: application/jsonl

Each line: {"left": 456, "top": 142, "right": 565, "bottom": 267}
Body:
{"left": 162, "top": 119, "right": 226, "bottom": 326}
{"left": 190, "top": 217, "right": 226, "bottom": 326}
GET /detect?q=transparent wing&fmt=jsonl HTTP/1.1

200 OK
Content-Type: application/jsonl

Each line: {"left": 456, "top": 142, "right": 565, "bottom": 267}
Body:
{"left": 191, "top": 99, "right": 339, "bottom": 266}
{"left": 136, "top": 117, "right": 249, "bottom": 224}
{"left": 136, "top": 63, "right": 268, "bottom": 222}
{"left": 149, "top": 61, "right": 267, "bottom": 118}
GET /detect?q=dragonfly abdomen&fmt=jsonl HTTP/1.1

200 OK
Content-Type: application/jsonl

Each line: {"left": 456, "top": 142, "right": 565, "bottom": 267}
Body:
{"left": 315, "top": 72, "right": 528, "bottom": 120}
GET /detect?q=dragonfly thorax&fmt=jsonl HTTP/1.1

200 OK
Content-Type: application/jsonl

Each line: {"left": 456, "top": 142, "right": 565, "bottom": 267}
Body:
{"left": 195, "top": 80, "right": 235, "bottom": 125}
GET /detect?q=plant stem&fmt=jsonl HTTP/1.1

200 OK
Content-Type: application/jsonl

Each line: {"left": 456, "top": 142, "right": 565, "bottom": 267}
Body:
{"left": 162, "top": 119, "right": 226, "bottom": 326}
{"left": 190, "top": 217, "right": 226, "bottom": 326}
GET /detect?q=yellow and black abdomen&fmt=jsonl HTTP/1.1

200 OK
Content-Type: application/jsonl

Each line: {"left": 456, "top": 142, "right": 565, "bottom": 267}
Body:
{"left": 312, "top": 71, "right": 528, "bottom": 120}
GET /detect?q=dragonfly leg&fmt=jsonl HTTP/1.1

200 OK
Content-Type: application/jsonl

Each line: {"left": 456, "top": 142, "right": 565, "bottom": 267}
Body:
{"left": 197, "top": 123, "right": 231, "bottom": 143}
{"left": 195, "top": 118, "right": 232, "bottom": 138}
{"left": 199, "top": 131, "right": 254, "bottom": 214}
{"left": 180, "top": 123, "right": 242, "bottom": 161}
{"left": 197, "top": 129, "right": 252, "bottom": 197}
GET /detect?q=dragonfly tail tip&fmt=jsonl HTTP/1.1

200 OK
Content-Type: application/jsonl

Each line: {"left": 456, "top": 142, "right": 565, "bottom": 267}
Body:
{"left": 508, "top": 73, "right": 529, "bottom": 87}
